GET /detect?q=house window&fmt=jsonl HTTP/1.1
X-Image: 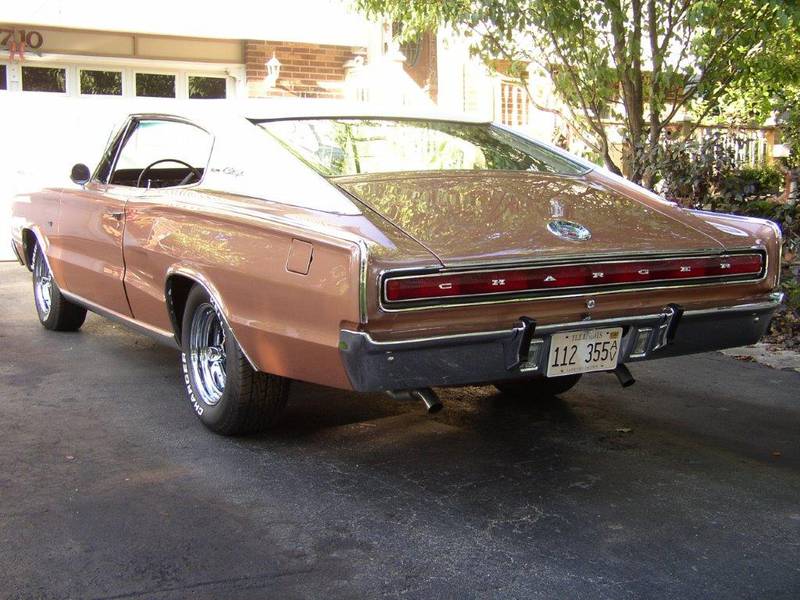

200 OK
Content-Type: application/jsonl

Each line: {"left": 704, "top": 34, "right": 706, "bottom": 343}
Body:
{"left": 80, "top": 70, "right": 122, "bottom": 96}
{"left": 0, "top": 65, "right": 7, "bottom": 90}
{"left": 188, "top": 75, "right": 227, "bottom": 99}
{"left": 21, "top": 66, "right": 66, "bottom": 93}
{"left": 135, "top": 73, "right": 176, "bottom": 98}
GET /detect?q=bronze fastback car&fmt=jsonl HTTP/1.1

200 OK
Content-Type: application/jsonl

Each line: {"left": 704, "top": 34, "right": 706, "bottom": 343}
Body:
{"left": 10, "top": 105, "right": 783, "bottom": 434}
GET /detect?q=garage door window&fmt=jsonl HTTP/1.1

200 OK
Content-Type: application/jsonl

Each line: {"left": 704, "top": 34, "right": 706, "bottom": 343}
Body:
{"left": 189, "top": 75, "right": 226, "bottom": 99}
{"left": 136, "top": 73, "right": 176, "bottom": 98}
{"left": 80, "top": 70, "right": 122, "bottom": 96}
{"left": 22, "top": 66, "right": 66, "bottom": 93}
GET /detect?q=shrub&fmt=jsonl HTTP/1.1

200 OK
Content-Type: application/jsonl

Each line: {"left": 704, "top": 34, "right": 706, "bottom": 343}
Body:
{"left": 653, "top": 133, "right": 784, "bottom": 208}
{"left": 736, "top": 166, "right": 784, "bottom": 197}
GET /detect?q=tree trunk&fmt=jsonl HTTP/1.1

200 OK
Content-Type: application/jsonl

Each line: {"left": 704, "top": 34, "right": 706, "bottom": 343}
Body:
{"left": 608, "top": 0, "right": 646, "bottom": 185}
{"left": 602, "top": 142, "right": 623, "bottom": 175}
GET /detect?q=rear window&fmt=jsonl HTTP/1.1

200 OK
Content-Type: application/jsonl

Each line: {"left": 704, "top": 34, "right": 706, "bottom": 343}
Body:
{"left": 254, "top": 118, "right": 588, "bottom": 177}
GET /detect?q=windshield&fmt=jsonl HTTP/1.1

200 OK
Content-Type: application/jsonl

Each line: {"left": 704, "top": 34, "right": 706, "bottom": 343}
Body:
{"left": 254, "top": 118, "right": 589, "bottom": 177}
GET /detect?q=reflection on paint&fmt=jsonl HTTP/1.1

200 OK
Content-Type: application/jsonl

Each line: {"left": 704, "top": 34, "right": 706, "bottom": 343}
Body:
{"left": 337, "top": 171, "right": 715, "bottom": 263}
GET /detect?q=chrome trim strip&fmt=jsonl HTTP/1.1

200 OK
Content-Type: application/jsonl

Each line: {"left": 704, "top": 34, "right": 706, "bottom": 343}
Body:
{"left": 342, "top": 322, "right": 527, "bottom": 348}
{"left": 381, "top": 247, "right": 740, "bottom": 275}
{"left": 347, "top": 295, "right": 782, "bottom": 348}
{"left": 357, "top": 239, "right": 369, "bottom": 324}
{"left": 681, "top": 295, "right": 783, "bottom": 317}
{"left": 383, "top": 251, "right": 765, "bottom": 305}
{"left": 379, "top": 248, "right": 768, "bottom": 312}
{"left": 60, "top": 290, "right": 179, "bottom": 349}
{"left": 533, "top": 313, "right": 667, "bottom": 334}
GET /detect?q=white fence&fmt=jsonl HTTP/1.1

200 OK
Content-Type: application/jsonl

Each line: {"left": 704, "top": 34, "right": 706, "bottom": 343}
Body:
{"left": 692, "top": 126, "right": 772, "bottom": 167}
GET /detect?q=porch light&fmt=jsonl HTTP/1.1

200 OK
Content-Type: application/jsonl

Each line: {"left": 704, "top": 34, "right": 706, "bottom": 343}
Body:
{"left": 265, "top": 53, "right": 281, "bottom": 88}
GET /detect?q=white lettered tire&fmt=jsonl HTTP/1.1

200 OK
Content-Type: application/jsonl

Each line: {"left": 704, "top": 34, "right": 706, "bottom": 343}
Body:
{"left": 180, "top": 285, "right": 289, "bottom": 435}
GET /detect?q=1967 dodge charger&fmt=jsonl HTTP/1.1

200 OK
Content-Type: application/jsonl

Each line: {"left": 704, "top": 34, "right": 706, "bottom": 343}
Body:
{"left": 10, "top": 103, "right": 783, "bottom": 434}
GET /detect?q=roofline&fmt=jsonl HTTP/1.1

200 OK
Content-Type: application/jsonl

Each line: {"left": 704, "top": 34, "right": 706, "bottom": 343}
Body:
{"left": 118, "top": 100, "right": 493, "bottom": 128}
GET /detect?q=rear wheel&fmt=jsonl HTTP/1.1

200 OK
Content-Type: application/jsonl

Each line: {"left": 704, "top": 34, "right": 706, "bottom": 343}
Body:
{"left": 180, "top": 285, "right": 289, "bottom": 435}
{"left": 494, "top": 374, "right": 582, "bottom": 398}
{"left": 32, "top": 243, "right": 87, "bottom": 331}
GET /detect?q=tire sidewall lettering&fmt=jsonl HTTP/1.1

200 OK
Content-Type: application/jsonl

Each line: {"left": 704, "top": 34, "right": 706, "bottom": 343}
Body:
{"left": 181, "top": 351, "right": 204, "bottom": 416}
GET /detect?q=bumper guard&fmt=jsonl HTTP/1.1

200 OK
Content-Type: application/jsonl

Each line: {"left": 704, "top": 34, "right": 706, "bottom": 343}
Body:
{"left": 339, "top": 294, "right": 783, "bottom": 392}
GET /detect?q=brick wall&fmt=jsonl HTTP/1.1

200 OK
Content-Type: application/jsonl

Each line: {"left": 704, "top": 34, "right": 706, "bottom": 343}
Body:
{"left": 245, "top": 40, "right": 363, "bottom": 98}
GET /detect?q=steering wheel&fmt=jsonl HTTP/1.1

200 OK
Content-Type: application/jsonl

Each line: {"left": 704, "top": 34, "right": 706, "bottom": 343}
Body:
{"left": 136, "top": 158, "right": 202, "bottom": 188}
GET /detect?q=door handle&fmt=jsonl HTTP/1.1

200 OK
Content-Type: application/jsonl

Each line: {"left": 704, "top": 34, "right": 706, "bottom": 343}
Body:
{"left": 107, "top": 210, "right": 124, "bottom": 221}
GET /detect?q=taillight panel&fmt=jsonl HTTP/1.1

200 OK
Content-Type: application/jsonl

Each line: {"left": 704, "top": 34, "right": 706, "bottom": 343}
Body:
{"left": 383, "top": 252, "right": 765, "bottom": 306}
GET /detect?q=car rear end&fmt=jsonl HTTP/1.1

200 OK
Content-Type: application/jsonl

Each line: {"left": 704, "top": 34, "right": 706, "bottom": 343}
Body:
{"left": 253, "top": 115, "right": 783, "bottom": 395}
{"left": 341, "top": 231, "right": 780, "bottom": 393}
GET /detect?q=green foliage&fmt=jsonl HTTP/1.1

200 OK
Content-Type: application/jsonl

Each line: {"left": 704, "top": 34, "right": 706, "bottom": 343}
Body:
{"left": 653, "top": 133, "right": 798, "bottom": 264}
{"left": 79, "top": 70, "right": 122, "bottom": 96}
{"left": 736, "top": 166, "right": 784, "bottom": 196}
{"left": 777, "top": 90, "right": 800, "bottom": 170}
{"left": 353, "top": 0, "right": 800, "bottom": 186}
{"left": 717, "top": 198, "right": 800, "bottom": 259}
{"left": 653, "top": 132, "right": 742, "bottom": 208}
{"left": 783, "top": 278, "right": 800, "bottom": 312}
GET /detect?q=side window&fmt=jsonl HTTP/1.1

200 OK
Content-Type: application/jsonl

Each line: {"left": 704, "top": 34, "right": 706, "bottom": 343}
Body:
{"left": 109, "top": 119, "right": 213, "bottom": 188}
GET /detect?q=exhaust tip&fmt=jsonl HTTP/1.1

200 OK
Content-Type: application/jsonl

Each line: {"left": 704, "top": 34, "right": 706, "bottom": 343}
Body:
{"left": 411, "top": 388, "right": 443, "bottom": 414}
{"left": 613, "top": 364, "right": 636, "bottom": 388}
{"left": 390, "top": 388, "right": 443, "bottom": 414}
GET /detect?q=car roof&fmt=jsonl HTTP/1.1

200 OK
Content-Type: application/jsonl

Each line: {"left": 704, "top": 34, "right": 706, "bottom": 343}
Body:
{"left": 121, "top": 98, "right": 491, "bottom": 129}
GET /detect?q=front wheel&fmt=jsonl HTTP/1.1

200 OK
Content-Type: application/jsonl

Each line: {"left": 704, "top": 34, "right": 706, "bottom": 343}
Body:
{"left": 494, "top": 374, "right": 582, "bottom": 398}
{"left": 180, "top": 285, "right": 289, "bottom": 435}
{"left": 32, "top": 243, "right": 87, "bottom": 331}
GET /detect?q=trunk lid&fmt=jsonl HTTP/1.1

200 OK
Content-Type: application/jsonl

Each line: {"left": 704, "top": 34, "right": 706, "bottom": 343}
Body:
{"left": 335, "top": 171, "right": 724, "bottom": 267}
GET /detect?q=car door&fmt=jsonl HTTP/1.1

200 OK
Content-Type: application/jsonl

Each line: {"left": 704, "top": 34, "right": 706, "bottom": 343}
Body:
{"left": 55, "top": 119, "right": 135, "bottom": 316}
{"left": 115, "top": 118, "right": 214, "bottom": 329}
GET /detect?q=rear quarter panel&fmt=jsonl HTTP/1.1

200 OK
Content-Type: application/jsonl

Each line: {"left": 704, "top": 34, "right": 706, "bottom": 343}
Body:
{"left": 122, "top": 189, "right": 425, "bottom": 389}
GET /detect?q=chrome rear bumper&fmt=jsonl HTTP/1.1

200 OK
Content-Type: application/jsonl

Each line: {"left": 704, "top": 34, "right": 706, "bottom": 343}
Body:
{"left": 339, "top": 294, "right": 783, "bottom": 392}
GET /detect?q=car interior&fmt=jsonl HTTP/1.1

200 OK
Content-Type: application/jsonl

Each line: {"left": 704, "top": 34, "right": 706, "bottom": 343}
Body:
{"left": 107, "top": 119, "right": 211, "bottom": 189}
{"left": 110, "top": 162, "right": 204, "bottom": 188}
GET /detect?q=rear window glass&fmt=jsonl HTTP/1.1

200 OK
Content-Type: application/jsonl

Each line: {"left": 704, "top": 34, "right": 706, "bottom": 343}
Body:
{"left": 254, "top": 118, "right": 588, "bottom": 177}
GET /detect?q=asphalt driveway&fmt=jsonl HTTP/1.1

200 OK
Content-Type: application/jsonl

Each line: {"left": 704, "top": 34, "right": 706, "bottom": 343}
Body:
{"left": 1, "top": 262, "right": 799, "bottom": 599}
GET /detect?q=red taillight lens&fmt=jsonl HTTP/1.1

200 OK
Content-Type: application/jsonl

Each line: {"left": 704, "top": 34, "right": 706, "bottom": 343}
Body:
{"left": 384, "top": 253, "right": 763, "bottom": 303}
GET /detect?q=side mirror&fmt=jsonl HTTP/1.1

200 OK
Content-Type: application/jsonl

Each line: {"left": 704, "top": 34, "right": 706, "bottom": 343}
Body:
{"left": 70, "top": 163, "right": 91, "bottom": 186}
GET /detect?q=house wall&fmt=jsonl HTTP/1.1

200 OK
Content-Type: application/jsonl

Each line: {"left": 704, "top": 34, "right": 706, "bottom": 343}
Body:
{"left": 245, "top": 40, "right": 364, "bottom": 98}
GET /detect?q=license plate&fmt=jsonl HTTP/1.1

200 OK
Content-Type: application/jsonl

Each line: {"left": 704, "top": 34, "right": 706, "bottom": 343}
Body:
{"left": 546, "top": 327, "right": 622, "bottom": 377}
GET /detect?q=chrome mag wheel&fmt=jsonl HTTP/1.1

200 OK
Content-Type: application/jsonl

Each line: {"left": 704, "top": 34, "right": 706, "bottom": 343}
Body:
{"left": 188, "top": 303, "right": 227, "bottom": 406}
{"left": 33, "top": 248, "right": 53, "bottom": 319}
